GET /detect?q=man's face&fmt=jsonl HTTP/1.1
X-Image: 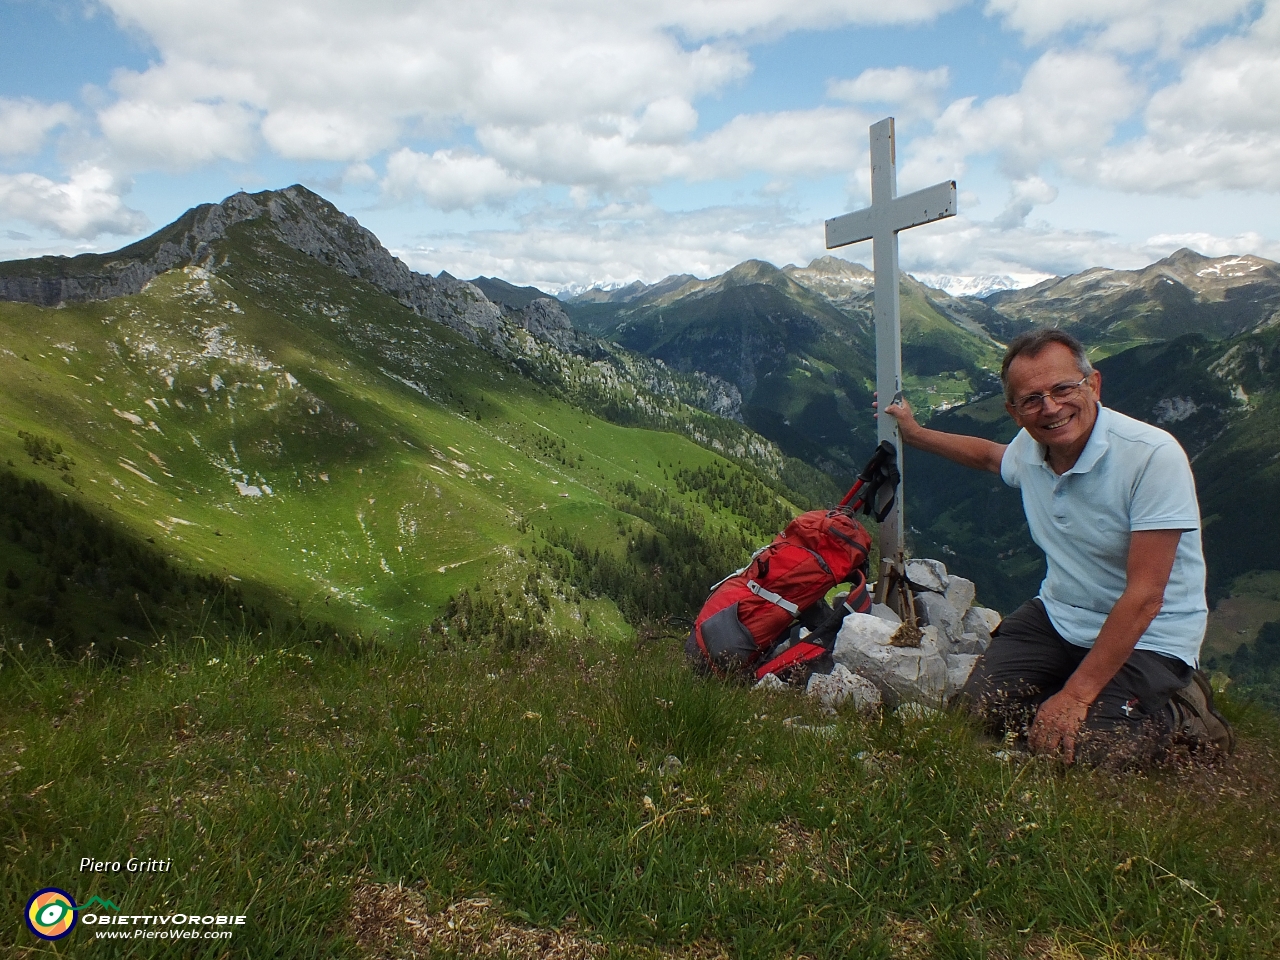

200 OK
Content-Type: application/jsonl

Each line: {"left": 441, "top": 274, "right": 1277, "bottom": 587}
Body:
{"left": 1004, "top": 342, "right": 1102, "bottom": 462}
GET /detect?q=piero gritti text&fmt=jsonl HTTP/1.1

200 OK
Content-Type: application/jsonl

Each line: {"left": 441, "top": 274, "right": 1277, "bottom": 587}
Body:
{"left": 81, "top": 857, "right": 173, "bottom": 873}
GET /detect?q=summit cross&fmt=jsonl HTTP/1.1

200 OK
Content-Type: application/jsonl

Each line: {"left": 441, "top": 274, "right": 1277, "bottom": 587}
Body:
{"left": 825, "top": 116, "right": 956, "bottom": 566}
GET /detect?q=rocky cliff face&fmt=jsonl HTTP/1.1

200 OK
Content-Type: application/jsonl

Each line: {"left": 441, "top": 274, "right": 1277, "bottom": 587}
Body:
{"left": 0, "top": 185, "right": 506, "bottom": 342}
{"left": 514, "top": 297, "right": 582, "bottom": 353}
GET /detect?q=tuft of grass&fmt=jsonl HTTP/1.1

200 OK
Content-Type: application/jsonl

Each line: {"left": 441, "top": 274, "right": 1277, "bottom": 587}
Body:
{"left": 2, "top": 632, "right": 1278, "bottom": 958}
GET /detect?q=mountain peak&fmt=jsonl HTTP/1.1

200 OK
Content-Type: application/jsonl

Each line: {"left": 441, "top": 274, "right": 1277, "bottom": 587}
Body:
{"left": 1152, "top": 247, "right": 1277, "bottom": 285}
{"left": 469, "top": 276, "right": 557, "bottom": 310}
{"left": 783, "top": 256, "right": 873, "bottom": 301}
{"left": 0, "top": 184, "right": 509, "bottom": 343}
{"left": 1161, "top": 247, "right": 1210, "bottom": 265}
{"left": 794, "top": 256, "right": 874, "bottom": 280}
{"left": 721, "top": 259, "right": 787, "bottom": 284}
{"left": 0, "top": 183, "right": 378, "bottom": 306}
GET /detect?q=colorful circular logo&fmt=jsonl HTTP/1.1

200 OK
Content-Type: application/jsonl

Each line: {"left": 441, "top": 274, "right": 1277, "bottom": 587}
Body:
{"left": 26, "top": 888, "right": 77, "bottom": 941}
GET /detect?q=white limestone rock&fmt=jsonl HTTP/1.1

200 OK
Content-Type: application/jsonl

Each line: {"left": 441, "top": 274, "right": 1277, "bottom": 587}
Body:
{"left": 834, "top": 610, "right": 897, "bottom": 647}
{"left": 954, "top": 632, "right": 989, "bottom": 655}
{"left": 944, "top": 577, "right": 976, "bottom": 621}
{"left": 870, "top": 602, "right": 902, "bottom": 624}
{"left": 806, "top": 663, "right": 882, "bottom": 714}
{"left": 833, "top": 613, "right": 948, "bottom": 706}
{"left": 964, "top": 606, "right": 1002, "bottom": 637}
{"left": 945, "top": 654, "right": 981, "bottom": 700}
{"left": 916, "top": 591, "right": 963, "bottom": 646}
{"left": 959, "top": 614, "right": 991, "bottom": 646}
{"left": 753, "top": 673, "right": 788, "bottom": 693}
{"left": 905, "top": 558, "right": 949, "bottom": 593}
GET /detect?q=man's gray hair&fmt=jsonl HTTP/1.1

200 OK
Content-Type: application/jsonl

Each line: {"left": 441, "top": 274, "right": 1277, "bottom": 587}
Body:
{"left": 1000, "top": 328, "right": 1094, "bottom": 403}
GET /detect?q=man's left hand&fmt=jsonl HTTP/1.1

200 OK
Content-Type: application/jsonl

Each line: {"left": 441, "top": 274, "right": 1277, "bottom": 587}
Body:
{"left": 1028, "top": 690, "right": 1092, "bottom": 763}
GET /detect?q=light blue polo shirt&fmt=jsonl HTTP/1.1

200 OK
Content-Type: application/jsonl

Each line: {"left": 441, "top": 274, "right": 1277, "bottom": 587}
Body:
{"left": 1000, "top": 404, "right": 1207, "bottom": 665}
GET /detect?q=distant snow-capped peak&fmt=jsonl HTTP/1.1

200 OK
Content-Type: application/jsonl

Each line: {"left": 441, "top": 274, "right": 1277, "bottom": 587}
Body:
{"left": 911, "top": 272, "right": 1056, "bottom": 298}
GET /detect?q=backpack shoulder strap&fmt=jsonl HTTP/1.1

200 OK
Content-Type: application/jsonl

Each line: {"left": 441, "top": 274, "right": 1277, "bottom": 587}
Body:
{"left": 746, "top": 579, "right": 800, "bottom": 616}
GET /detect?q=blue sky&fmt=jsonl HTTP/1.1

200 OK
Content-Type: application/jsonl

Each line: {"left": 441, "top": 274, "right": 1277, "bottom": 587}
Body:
{"left": 2, "top": 0, "right": 1278, "bottom": 293}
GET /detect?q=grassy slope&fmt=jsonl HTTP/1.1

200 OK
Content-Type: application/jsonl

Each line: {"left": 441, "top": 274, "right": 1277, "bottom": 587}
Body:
{"left": 1203, "top": 571, "right": 1280, "bottom": 658}
{"left": 0, "top": 233, "right": 791, "bottom": 642}
{"left": 3, "top": 637, "right": 1277, "bottom": 958}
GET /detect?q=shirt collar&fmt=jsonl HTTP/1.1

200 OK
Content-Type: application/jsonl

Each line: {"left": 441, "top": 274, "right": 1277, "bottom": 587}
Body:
{"left": 1016, "top": 402, "right": 1110, "bottom": 474}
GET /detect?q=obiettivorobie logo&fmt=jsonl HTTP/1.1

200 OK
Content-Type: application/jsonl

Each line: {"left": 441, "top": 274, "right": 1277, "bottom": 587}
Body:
{"left": 25, "top": 887, "right": 247, "bottom": 942}
{"left": 25, "top": 889, "right": 120, "bottom": 941}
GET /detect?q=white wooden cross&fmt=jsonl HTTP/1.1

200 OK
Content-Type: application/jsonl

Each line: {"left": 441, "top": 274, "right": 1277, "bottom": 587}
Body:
{"left": 825, "top": 116, "right": 956, "bottom": 565}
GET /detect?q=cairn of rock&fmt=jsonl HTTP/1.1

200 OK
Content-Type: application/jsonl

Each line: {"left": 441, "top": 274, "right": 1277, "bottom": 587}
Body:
{"left": 759, "top": 558, "right": 1002, "bottom": 714}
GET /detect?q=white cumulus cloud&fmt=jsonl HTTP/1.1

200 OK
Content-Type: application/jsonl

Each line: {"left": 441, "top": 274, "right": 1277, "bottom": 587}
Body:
{"left": 986, "top": 0, "right": 1258, "bottom": 53}
{"left": 98, "top": 99, "right": 258, "bottom": 170}
{"left": 1090, "top": 4, "right": 1280, "bottom": 194}
{"left": 89, "top": 0, "right": 960, "bottom": 173}
{"left": 635, "top": 97, "right": 700, "bottom": 145}
{"left": 827, "top": 66, "right": 950, "bottom": 117}
{"left": 7, "top": 0, "right": 1276, "bottom": 272}
{"left": 993, "top": 175, "right": 1059, "bottom": 228}
{"left": 383, "top": 149, "right": 537, "bottom": 210}
{"left": 260, "top": 108, "right": 399, "bottom": 163}
{"left": 693, "top": 106, "right": 875, "bottom": 179}
{"left": 909, "top": 49, "right": 1142, "bottom": 184}
{"left": 0, "top": 166, "right": 148, "bottom": 238}
{"left": 0, "top": 98, "right": 76, "bottom": 155}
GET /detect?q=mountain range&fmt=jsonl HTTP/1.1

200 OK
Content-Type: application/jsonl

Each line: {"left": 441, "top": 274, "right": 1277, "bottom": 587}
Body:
{"left": 554, "top": 246, "right": 1280, "bottom": 653}
{"left": 2, "top": 185, "right": 1278, "bottom": 670}
{"left": 561, "top": 256, "right": 1017, "bottom": 481}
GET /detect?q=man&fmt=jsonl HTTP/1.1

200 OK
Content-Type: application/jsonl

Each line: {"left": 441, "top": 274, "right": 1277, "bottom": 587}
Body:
{"left": 881, "top": 329, "right": 1232, "bottom": 765}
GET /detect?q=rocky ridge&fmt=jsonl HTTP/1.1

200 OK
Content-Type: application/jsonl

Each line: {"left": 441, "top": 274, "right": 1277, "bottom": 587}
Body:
{"left": 0, "top": 185, "right": 506, "bottom": 341}
{"left": 985, "top": 248, "right": 1280, "bottom": 342}
{"left": 0, "top": 185, "right": 764, "bottom": 473}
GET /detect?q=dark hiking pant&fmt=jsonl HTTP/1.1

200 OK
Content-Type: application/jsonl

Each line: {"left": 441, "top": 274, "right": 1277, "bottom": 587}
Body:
{"left": 954, "top": 599, "right": 1193, "bottom": 767}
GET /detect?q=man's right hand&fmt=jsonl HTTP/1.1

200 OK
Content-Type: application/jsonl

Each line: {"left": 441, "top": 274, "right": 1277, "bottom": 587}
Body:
{"left": 873, "top": 391, "right": 920, "bottom": 439}
{"left": 872, "top": 390, "right": 1007, "bottom": 474}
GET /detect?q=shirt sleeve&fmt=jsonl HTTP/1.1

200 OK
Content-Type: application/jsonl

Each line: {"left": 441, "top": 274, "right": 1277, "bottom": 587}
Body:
{"left": 1130, "top": 440, "right": 1201, "bottom": 532}
{"left": 1000, "top": 430, "right": 1027, "bottom": 489}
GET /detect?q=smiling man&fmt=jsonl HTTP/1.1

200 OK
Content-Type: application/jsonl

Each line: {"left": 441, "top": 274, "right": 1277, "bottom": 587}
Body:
{"left": 882, "top": 329, "right": 1233, "bottom": 765}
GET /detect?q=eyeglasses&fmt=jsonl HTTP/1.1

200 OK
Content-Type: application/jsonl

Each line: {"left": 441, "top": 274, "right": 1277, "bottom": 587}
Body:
{"left": 1012, "top": 375, "right": 1090, "bottom": 416}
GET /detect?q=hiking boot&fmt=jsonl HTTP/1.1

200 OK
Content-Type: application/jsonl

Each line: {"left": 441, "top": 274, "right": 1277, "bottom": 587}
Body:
{"left": 1170, "top": 669, "right": 1236, "bottom": 755}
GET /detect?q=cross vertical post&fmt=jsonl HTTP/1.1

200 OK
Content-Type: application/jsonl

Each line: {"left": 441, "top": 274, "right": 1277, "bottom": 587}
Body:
{"left": 825, "top": 116, "right": 956, "bottom": 568}
{"left": 870, "top": 119, "right": 904, "bottom": 563}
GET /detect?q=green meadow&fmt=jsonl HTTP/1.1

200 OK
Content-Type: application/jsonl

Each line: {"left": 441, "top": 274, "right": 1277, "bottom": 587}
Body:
{"left": 3, "top": 636, "right": 1277, "bottom": 958}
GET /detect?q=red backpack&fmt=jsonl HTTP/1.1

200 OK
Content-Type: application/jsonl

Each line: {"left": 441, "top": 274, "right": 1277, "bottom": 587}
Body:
{"left": 687, "top": 508, "right": 874, "bottom": 682}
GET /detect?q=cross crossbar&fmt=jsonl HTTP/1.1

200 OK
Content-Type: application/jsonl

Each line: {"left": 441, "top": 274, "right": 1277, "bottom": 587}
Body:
{"left": 825, "top": 180, "right": 956, "bottom": 249}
